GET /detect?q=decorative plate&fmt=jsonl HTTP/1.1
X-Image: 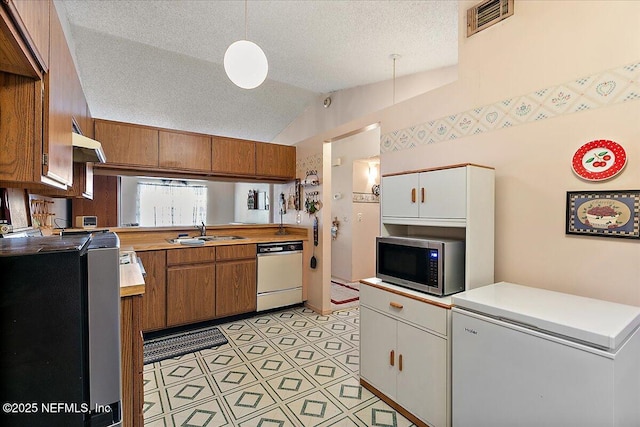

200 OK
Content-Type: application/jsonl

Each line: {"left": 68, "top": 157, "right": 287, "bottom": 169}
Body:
{"left": 571, "top": 140, "right": 627, "bottom": 181}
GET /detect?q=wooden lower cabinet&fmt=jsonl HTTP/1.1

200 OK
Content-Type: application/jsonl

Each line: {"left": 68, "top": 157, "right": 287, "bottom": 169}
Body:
{"left": 216, "top": 259, "right": 256, "bottom": 317}
{"left": 360, "top": 285, "right": 450, "bottom": 427}
{"left": 121, "top": 294, "right": 143, "bottom": 427}
{"left": 139, "top": 244, "right": 257, "bottom": 330}
{"left": 215, "top": 244, "right": 257, "bottom": 318}
{"left": 138, "top": 250, "right": 167, "bottom": 332}
{"left": 166, "top": 263, "right": 216, "bottom": 327}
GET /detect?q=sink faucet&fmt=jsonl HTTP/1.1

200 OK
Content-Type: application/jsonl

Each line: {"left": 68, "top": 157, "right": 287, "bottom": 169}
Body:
{"left": 196, "top": 221, "right": 206, "bottom": 236}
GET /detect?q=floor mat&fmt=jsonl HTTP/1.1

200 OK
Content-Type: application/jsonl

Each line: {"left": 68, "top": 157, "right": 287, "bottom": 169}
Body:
{"left": 143, "top": 325, "right": 228, "bottom": 365}
{"left": 331, "top": 281, "right": 360, "bottom": 307}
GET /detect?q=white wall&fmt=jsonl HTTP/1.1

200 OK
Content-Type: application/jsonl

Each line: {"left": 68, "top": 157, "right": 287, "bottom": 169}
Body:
{"left": 276, "top": 0, "right": 640, "bottom": 308}
{"left": 274, "top": 65, "right": 458, "bottom": 146}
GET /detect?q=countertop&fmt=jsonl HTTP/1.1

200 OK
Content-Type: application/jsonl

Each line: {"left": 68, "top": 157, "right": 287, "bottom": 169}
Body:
{"left": 119, "top": 250, "right": 145, "bottom": 297}
{"left": 112, "top": 224, "right": 310, "bottom": 252}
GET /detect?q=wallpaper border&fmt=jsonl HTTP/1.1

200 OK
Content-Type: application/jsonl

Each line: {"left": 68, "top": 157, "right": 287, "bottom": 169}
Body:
{"left": 381, "top": 61, "right": 640, "bottom": 153}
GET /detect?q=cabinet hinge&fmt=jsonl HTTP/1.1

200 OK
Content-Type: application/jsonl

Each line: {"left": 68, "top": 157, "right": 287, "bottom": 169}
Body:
{"left": 42, "top": 153, "right": 48, "bottom": 166}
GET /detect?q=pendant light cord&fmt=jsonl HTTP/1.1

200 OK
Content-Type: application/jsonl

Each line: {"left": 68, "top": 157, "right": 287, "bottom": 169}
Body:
{"left": 244, "top": 0, "right": 248, "bottom": 40}
{"left": 393, "top": 56, "right": 396, "bottom": 104}
{"left": 390, "top": 54, "right": 401, "bottom": 105}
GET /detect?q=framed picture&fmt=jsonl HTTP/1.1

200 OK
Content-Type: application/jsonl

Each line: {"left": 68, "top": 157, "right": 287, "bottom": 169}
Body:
{"left": 566, "top": 190, "right": 640, "bottom": 239}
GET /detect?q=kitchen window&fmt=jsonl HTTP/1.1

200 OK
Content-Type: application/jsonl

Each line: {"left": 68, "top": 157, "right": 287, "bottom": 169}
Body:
{"left": 137, "top": 179, "right": 207, "bottom": 227}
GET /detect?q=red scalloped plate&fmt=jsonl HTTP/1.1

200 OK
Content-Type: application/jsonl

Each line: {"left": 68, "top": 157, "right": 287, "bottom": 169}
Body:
{"left": 571, "top": 140, "right": 627, "bottom": 181}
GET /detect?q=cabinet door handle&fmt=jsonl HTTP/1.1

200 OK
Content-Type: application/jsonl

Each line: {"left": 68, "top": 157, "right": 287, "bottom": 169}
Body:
{"left": 411, "top": 188, "right": 416, "bottom": 203}
{"left": 390, "top": 350, "right": 395, "bottom": 366}
{"left": 421, "top": 187, "right": 425, "bottom": 203}
{"left": 389, "top": 301, "right": 404, "bottom": 309}
{"left": 399, "top": 354, "right": 403, "bottom": 371}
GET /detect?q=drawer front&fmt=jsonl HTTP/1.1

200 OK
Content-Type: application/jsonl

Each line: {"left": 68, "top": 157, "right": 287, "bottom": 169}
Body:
{"left": 360, "top": 284, "right": 448, "bottom": 336}
{"left": 167, "top": 247, "right": 216, "bottom": 265}
{"left": 216, "top": 244, "right": 257, "bottom": 261}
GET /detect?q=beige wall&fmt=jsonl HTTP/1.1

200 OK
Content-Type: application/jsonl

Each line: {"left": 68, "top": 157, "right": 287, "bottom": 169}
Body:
{"left": 282, "top": 0, "right": 640, "bottom": 309}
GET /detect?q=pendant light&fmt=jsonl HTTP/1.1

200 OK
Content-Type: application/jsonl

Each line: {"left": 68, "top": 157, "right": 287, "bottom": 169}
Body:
{"left": 224, "top": 0, "right": 268, "bottom": 89}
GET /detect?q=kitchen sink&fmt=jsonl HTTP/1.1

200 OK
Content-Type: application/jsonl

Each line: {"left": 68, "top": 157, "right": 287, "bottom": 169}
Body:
{"left": 166, "top": 235, "right": 246, "bottom": 244}
{"left": 196, "top": 235, "right": 246, "bottom": 241}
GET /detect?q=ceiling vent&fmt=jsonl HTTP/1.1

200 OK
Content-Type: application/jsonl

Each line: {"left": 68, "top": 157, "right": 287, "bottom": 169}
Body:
{"left": 467, "top": 0, "right": 514, "bottom": 37}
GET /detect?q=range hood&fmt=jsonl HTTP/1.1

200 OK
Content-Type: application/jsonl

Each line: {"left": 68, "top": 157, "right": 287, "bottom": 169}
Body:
{"left": 72, "top": 132, "right": 106, "bottom": 163}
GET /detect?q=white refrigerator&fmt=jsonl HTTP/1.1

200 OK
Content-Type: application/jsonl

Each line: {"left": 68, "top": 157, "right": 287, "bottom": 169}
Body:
{"left": 451, "top": 282, "right": 640, "bottom": 427}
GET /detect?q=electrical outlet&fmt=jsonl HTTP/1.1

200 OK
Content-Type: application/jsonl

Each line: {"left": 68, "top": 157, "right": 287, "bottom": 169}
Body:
{"left": 357, "top": 213, "right": 363, "bottom": 222}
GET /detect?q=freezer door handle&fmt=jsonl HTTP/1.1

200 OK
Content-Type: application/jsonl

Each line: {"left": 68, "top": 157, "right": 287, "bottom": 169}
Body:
{"left": 390, "top": 350, "right": 395, "bottom": 366}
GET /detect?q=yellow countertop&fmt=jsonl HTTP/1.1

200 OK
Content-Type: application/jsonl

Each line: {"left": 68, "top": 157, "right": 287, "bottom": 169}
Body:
{"left": 113, "top": 224, "right": 310, "bottom": 252}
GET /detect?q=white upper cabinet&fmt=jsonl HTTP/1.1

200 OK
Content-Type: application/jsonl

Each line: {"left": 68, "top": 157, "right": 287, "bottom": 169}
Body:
{"left": 381, "top": 164, "right": 493, "bottom": 228}
{"left": 418, "top": 167, "right": 467, "bottom": 219}
{"left": 381, "top": 173, "right": 420, "bottom": 218}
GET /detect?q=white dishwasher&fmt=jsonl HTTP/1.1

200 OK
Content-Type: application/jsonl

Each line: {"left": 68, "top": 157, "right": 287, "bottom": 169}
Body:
{"left": 451, "top": 282, "right": 640, "bottom": 427}
{"left": 256, "top": 241, "right": 303, "bottom": 311}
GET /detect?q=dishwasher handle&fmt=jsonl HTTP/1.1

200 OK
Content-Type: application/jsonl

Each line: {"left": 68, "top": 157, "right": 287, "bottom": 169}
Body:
{"left": 257, "top": 250, "right": 303, "bottom": 257}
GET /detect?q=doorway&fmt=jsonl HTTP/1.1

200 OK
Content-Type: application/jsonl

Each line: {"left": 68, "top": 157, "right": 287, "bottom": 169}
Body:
{"left": 326, "top": 125, "right": 381, "bottom": 310}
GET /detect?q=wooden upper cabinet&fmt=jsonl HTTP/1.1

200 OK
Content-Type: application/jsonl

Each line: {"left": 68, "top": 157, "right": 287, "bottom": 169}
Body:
{"left": 91, "top": 119, "right": 296, "bottom": 182}
{"left": 8, "top": 0, "right": 50, "bottom": 71}
{"left": 256, "top": 142, "right": 296, "bottom": 179}
{"left": 211, "top": 136, "right": 256, "bottom": 176}
{"left": 0, "top": 72, "right": 41, "bottom": 183}
{"left": 159, "top": 131, "right": 211, "bottom": 172}
{"left": 42, "top": 3, "right": 73, "bottom": 187}
{"left": 0, "top": 0, "right": 49, "bottom": 78}
{"left": 95, "top": 120, "right": 159, "bottom": 168}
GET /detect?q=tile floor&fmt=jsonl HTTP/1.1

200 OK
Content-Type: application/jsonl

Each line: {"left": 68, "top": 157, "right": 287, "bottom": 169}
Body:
{"left": 143, "top": 306, "right": 417, "bottom": 427}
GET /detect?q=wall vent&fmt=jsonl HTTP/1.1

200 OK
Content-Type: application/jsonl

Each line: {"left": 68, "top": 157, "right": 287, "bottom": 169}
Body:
{"left": 467, "top": 0, "right": 514, "bottom": 37}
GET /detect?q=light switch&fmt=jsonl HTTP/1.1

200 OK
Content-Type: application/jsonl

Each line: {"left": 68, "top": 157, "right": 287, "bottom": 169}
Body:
{"left": 357, "top": 213, "right": 363, "bottom": 222}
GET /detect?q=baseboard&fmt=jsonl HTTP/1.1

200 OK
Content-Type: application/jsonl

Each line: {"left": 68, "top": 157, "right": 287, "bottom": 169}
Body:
{"left": 304, "top": 301, "right": 333, "bottom": 315}
{"left": 360, "top": 378, "right": 429, "bottom": 427}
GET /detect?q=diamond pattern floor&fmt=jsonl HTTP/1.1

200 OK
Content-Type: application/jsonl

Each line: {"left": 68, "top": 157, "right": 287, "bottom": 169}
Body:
{"left": 144, "top": 306, "right": 417, "bottom": 427}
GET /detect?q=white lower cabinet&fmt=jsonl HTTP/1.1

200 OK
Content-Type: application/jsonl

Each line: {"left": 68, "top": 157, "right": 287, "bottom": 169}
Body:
{"left": 360, "top": 284, "right": 450, "bottom": 427}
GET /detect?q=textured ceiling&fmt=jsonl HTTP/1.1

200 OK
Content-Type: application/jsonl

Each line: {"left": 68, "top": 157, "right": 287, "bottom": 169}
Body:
{"left": 58, "top": 0, "right": 458, "bottom": 142}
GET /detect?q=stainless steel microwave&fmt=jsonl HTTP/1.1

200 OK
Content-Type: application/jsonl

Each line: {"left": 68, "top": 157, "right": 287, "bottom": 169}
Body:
{"left": 376, "top": 236, "right": 465, "bottom": 296}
